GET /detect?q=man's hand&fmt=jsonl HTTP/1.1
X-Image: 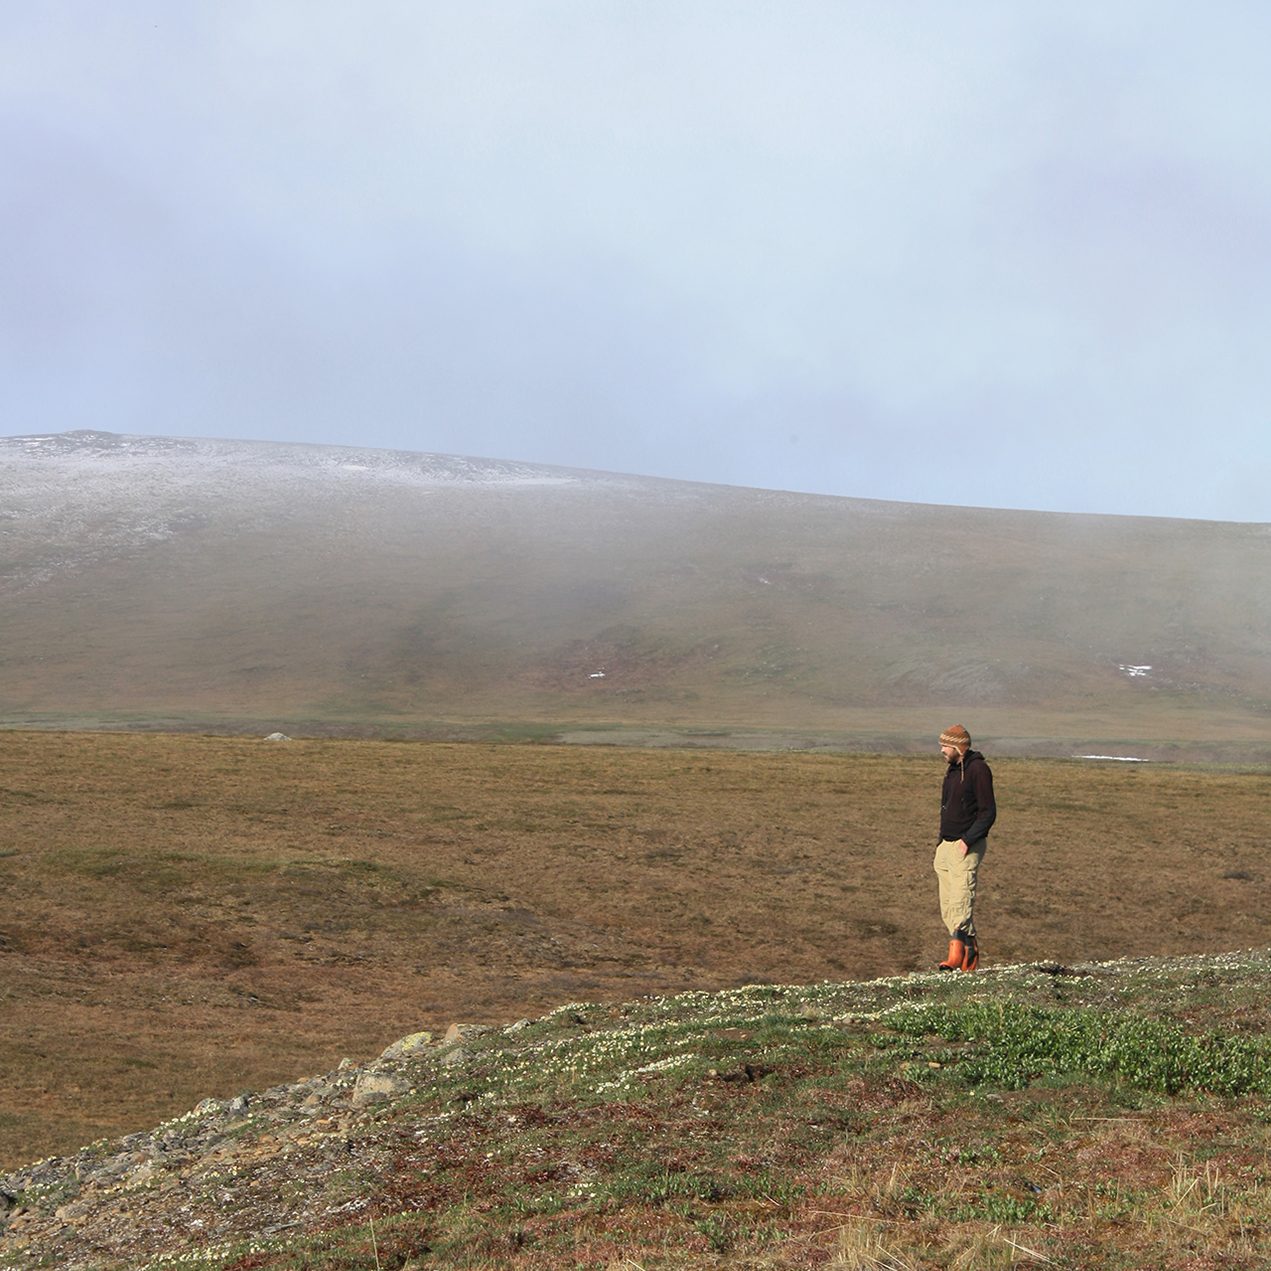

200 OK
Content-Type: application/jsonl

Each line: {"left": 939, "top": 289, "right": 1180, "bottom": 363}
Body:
{"left": 958, "top": 839, "right": 969, "bottom": 857}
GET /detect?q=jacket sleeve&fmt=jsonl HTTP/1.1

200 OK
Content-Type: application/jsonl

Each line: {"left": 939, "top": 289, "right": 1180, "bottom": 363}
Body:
{"left": 963, "top": 762, "right": 996, "bottom": 843}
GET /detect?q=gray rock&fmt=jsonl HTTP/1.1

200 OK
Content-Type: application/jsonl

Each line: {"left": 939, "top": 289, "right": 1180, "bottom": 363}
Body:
{"left": 440, "top": 1021, "right": 491, "bottom": 1066}
{"left": 82, "top": 1151, "right": 147, "bottom": 1187}
{"left": 351, "top": 1071, "right": 412, "bottom": 1107}
{"left": 54, "top": 1194, "right": 96, "bottom": 1221}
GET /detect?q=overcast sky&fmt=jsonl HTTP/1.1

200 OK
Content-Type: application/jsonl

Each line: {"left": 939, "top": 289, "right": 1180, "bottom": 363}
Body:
{"left": 3, "top": 3, "right": 1269, "bottom": 521}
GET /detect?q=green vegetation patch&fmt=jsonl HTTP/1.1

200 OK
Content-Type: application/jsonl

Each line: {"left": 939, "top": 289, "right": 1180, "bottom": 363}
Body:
{"left": 877, "top": 999, "right": 1271, "bottom": 1096}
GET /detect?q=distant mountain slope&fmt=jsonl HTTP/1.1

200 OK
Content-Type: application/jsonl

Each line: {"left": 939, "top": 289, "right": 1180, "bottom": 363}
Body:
{"left": 2, "top": 430, "right": 1268, "bottom": 756}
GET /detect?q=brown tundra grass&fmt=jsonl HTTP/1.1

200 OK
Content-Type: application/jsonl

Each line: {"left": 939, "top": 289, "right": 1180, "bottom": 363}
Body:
{"left": 0, "top": 730, "right": 1265, "bottom": 1169}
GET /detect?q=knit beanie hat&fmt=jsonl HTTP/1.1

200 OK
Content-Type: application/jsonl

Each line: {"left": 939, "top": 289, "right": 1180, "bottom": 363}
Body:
{"left": 939, "top": 725, "right": 971, "bottom": 752}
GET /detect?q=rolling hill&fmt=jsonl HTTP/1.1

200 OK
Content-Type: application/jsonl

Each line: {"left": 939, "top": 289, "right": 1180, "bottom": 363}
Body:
{"left": 2, "top": 430, "right": 1268, "bottom": 758}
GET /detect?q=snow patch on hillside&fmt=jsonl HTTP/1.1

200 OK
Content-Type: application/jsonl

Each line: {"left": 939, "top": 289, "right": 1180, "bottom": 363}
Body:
{"left": 1, "top": 430, "right": 586, "bottom": 490}
{"left": 1118, "top": 664, "right": 1152, "bottom": 678}
{"left": 0, "top": 430, "right": 609, "bottom": 594}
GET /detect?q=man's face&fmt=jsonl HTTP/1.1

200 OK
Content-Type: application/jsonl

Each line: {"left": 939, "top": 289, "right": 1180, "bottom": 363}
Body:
{"left": 940, "top": 743, "right": 962, "bottom": 762}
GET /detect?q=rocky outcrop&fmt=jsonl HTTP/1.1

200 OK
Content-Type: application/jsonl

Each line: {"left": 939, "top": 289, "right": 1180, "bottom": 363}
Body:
{"left": 0, "top": 1019, "right": 507, "bottom": 1268}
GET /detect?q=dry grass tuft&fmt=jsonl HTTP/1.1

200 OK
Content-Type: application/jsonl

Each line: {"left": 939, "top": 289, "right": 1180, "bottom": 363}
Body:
{"left": 832, "top": 1219, "right": 918, "bottom": 1270}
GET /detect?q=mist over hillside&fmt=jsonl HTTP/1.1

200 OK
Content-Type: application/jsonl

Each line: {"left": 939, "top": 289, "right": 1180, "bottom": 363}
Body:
{"left": 2, "top": 430, "right": 1268, "bottom": 757}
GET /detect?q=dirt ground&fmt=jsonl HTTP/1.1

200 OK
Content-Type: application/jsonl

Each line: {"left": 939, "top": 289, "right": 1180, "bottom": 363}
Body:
{"left": 0, "top": 731, "right": 1265, "bottom": 1169}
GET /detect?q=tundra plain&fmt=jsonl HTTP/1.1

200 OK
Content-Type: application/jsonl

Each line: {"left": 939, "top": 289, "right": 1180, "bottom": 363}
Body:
{"left": 1, "top": 730, "right": 1264, "bottom": 1173}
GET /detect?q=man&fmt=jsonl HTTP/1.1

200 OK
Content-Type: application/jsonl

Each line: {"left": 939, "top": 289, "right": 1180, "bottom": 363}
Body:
{"left": 934, "top": 725, "right": 995, "bottom": 972}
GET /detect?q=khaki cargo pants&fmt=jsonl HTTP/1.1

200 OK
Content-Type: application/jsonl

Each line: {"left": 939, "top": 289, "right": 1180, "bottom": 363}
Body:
{"left": 933, "top": 838, "right": 986, "bottom": 939}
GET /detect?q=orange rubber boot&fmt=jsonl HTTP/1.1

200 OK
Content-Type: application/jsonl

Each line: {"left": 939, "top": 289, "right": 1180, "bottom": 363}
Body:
{"left": 937, "top": 937, "right": 965, "bottom": 971}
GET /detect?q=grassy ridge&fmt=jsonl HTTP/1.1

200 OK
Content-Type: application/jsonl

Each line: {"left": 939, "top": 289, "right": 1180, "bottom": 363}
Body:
{"left": 2, "top": 952, "right": 1268, "bottom": 1268}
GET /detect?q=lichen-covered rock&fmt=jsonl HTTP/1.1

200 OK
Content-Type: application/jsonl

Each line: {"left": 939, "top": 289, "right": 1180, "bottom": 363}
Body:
{"left": 376, "top": 1030, "right": 434, "bottom": 1062}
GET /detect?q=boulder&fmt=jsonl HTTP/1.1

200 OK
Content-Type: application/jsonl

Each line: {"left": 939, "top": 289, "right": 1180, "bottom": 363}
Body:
{"left": 377, "top": 1031, "right": 434, "bottom": 1062}
{"left": 351, "top": 1071, "right": 412, "bottom": 1107}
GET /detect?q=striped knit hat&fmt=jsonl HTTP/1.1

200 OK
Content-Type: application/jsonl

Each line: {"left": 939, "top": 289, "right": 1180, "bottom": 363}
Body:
{"left": 939, "top": 725, "right": 971, "bottom": 752}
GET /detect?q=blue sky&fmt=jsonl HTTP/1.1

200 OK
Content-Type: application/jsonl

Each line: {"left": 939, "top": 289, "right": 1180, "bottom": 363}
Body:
{"left": 2, "top": 2, "right": 1269, "bottom": 521}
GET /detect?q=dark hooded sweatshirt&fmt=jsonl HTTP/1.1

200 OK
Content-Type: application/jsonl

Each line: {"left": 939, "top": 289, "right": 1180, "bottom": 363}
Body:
{"left": 939, "top": 749, "right": 996, "bottom": 845}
